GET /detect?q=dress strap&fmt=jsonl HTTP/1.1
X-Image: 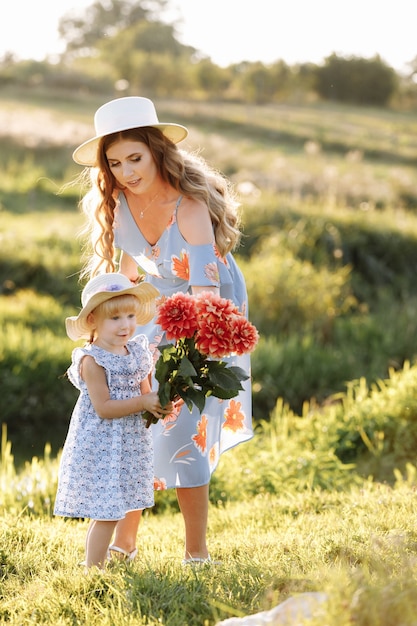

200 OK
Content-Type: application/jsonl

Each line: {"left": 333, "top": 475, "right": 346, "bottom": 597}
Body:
{"left": 174, "top": 195, "right": 183, "bottom": 214}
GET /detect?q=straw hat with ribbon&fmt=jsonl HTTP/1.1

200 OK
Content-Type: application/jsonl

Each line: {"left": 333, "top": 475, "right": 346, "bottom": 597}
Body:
{"left": 66, "top": 273, "right": 159, "bottom": 341}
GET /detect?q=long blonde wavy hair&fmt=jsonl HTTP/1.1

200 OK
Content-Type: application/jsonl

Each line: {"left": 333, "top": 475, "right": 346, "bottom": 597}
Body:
{"left": 79, "top": 127, "right": 242, "bottom": 279}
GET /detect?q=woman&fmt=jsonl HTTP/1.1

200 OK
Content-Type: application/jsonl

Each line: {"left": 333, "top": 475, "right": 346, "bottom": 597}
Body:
{"left": 73, "top": 96, "right": 254, "bottom": 564}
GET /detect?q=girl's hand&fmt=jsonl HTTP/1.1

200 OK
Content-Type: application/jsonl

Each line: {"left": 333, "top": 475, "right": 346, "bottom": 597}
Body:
{"left": 142, "top": 392, "right": 173, "bottom": 420}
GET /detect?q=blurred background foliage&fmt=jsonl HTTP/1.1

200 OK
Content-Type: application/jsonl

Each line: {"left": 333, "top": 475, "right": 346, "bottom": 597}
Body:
{"left": 0, "top": 0, "right": 417, "bottom": 108}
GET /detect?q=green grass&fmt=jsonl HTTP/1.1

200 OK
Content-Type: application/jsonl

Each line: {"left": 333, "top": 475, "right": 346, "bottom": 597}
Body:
{"left": 2, "top": 426, "right": 417, "bottom": 625}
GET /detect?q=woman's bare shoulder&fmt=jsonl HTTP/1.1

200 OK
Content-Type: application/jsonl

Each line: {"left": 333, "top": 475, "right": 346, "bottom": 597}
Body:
{"left": 178, "top": 196, "right": 213, "bottom": 244}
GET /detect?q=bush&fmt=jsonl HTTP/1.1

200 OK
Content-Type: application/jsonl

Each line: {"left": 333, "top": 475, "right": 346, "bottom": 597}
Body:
{"left": 315, "top": 55, "right": 398, "bottom": 106}
{"left": 241, "top": 233, "right": 357, "bottom": 338}
{"left": 0, "top": 290, "right": 79, "bottom": 461}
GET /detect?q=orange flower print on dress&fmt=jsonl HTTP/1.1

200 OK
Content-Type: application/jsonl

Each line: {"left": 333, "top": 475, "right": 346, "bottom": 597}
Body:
{"left": 214, "top": 243, "right": 228, "bottom": 265}
{"left": 209, "top": 443, "right": 219, "bottom": 469}
{"left": 171, "top": 250, "right": 190, "bottom": 280}
{"left": 167, "top": 212, "right": 176, "bottom": 229}
{"left": 149, "top": 332, "right": 163, "bottom": 365}
{"left": 192, "top": 414, "right": 208, "bottom": 454}
{"left": 175, "top": 449, "right": 193, "bottom": 459}
{"left": 223, "top": 399, "right": 245, "bottom": 432}
{"left": 154, "top": 477, "right": 167, "bottom": 491}
{"left": 204, "top": 262, "right": 220, "bottom": 285}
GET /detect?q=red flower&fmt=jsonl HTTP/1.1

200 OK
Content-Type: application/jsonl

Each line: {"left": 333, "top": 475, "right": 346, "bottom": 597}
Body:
{"left": 231, "top": 314, "right": 259, "bottom": 355}
{"left": 142, "top": 290, "right": 258, "bottom": 427}
{"left": 156, "top": 291, "right": 198, "bottom": 340}
{"left": 195, "top": 291, "right": 257, "bottom": 358}
{"left": 196, "top": 290, "right": 239, "bottom": 320}
{"left": 195, "top": 317, "right": 234, "bottom": 358}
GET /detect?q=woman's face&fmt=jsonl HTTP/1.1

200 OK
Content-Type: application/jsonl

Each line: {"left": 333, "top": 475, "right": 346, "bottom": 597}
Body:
{"left": 105, "top": 139, "right": 159, "bottom": 194}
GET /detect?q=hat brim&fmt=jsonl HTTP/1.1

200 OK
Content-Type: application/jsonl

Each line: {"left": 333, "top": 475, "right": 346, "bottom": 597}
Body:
{"left": 65, "top": 282, "right": 160, "bottom": 341}
{"left": 73, "top": 122, "right": 188, "bottom": 166}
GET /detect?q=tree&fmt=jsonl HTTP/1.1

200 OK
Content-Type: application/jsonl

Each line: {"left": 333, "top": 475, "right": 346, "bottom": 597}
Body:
{"left": 315, "top": 54, "right": 398, "bottom": 106}
{"left": 58, "top": 0, "right": 169, "bottom": 56}
{"left": 231, "top": 61, "right": 291, "bottom": 104}
{"left": 194, "top": 59, "right": 232, "bottom": 98}
{"left": 57, "top": 0, "right": 198, "bottom": 94}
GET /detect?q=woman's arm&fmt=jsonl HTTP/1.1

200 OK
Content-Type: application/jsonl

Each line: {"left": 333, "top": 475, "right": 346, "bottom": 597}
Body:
{"left": 119, "top": 251, "right": 140, "bottom": 283}
{"left": 81, "top": 355, "right": 171, "bottom": 419}
{"left": 178, "top": 198, "right": 219, "bottom": 295}
{"left": 191, "top": 285, "right": 218, "bottom": 295}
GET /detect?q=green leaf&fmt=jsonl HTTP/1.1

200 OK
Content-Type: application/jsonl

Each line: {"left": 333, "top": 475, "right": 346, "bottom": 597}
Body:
{"left": 177, "top": 385, "right": 206, "bottom": 413}
{"left": 155, "top": 359, "right": 172, "bottom": 385}
{"left": 185, "top": 386, "right": 206, "bottom": 413}
{"left": 210, "top": 384, "right": 243, "bottom": 399}
{"left": 208, "top": 365, "right": 249, "bottom": 389}
{"left": 159, "top": 343, "right": 177, "bottom": 361}
{"left": 178, "top": 355, "right": 198, "bottom": 377}
{"left": 158, "top": 381, "right": 172, "bottom": 407}
{"left": 227, "top": 365, "right": 250, "bottom": 382}
{"left": 176, "top": 387, "right": 194, "bottom": 412}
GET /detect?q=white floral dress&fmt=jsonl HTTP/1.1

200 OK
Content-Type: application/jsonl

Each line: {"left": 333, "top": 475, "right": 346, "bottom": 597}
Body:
{"left": 114, "top": 194, "right": 254, "bottom": 491}
{"left": 54, "top": 335, "right": 154, "bottom": 521}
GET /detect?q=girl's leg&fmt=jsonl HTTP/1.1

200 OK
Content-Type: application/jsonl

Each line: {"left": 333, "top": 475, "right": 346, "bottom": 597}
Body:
{"left": 85, "top": 519, "right": 118, "bottom": 568}
{"left": 176, "top": 484, "right": 209, "bottom": 560}
{"left": 112, "top": 509, "right": 143, "bottom": 553}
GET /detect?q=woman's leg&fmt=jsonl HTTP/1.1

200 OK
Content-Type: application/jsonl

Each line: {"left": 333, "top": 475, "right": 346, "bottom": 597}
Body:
{"left": 112, "top": 509, "right": 143, "bottom": 553}
{"left": 176, "top": 484, "right": 209, "bottom": 560}
{"left": 85, "top": 519, "right": 118, "bottom": 568}
{"left": 109, "top": 488, "right": 209, "bottom": 560}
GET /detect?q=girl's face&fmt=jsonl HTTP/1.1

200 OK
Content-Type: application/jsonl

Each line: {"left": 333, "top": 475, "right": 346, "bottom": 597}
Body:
{"left": 89, "top": 308, "right": 138, "bottom": 353}
{"left": 106, "top": 139, "right": 159, "bottom": 194}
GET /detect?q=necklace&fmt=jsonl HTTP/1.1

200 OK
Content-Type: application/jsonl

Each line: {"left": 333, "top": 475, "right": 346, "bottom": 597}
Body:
{"left": 138, "top": 192, "right": 159, "bottom": 219}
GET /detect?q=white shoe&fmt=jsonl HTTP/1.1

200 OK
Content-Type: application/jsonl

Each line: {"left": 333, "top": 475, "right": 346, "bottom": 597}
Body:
{"left": 181, "top": 555, "right": 221, "bottom": 566}
{"left": 108, "top": 545, "right": 138, "bottom": 561}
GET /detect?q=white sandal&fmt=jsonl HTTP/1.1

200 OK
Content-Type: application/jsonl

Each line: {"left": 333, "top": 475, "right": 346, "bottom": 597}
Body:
{"left": 182, "top": 555, "right": 221, "bottom": 566}
{"left": 108, "top": 545, "right": 138, "bottom": 561}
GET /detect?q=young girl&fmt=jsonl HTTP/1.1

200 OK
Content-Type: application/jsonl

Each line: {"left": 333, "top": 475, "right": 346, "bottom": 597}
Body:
{"left": 54, "top": 272, "right": 172, "bottom": 569}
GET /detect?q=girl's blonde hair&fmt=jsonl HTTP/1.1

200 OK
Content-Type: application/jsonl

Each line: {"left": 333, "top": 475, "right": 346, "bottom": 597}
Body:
{"left": 79, "top": 127, "right": 242, "bottom": 278}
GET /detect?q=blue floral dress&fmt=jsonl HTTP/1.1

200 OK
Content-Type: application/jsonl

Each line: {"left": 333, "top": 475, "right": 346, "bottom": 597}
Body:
{"left": 114, "top": 193, "right": 254, "bottom": 490}
{"left": 54, "top": 335, "right": 154, "bottom": 520}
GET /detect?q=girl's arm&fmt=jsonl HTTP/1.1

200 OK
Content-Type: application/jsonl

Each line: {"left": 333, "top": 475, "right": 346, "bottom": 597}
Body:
{"left": 140, "top": 376, "right": 152, "bottom": 395}
{"left": 81, "top": 355, "right": 171, "bottom": 419}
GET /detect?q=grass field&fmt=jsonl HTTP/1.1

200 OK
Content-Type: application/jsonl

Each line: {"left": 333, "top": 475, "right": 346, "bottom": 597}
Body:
{"left": 2, "top": 420, "right": 417, "bottom": 625}
{"left": 2, "top": 88, "right": 417, "bottom": 624}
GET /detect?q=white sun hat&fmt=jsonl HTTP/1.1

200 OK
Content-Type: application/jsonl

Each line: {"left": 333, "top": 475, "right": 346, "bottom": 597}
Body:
{"left": 72, "top": 96, "right": 188, "bottom": 166}
{"left": 66, "top": 273, "right": 160, "bottom": 341}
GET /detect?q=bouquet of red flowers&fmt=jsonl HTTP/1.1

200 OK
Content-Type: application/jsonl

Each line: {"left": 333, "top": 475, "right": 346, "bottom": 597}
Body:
{"left": 143, "top": 291, "right": 259, "bottom": 427}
